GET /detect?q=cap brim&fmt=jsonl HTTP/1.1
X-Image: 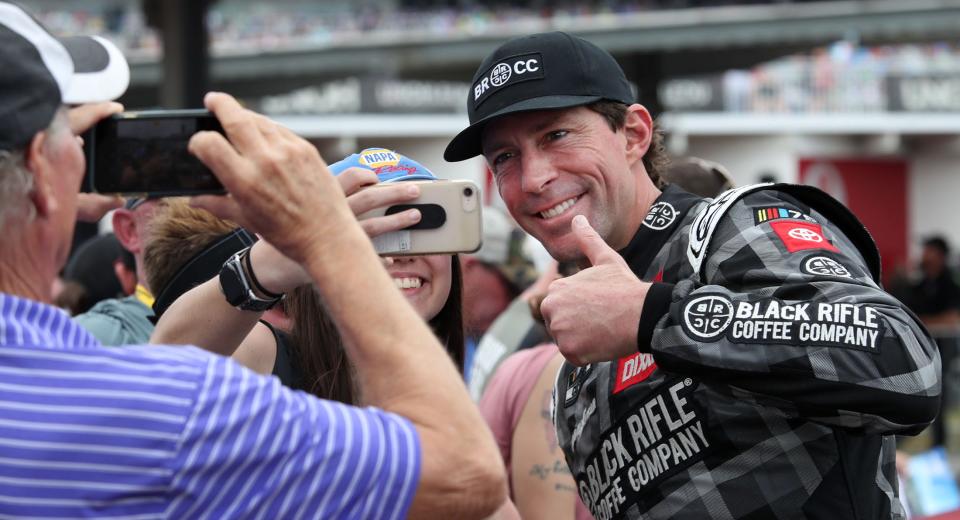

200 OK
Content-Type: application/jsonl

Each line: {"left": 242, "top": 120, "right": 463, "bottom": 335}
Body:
{"left": 443, "top": 94, "right": 603, "bottom": 162}
{"left": 383, "top": 173, "right": 438, "bottom": 183}
{"left": 58, "top": 35, "right": 129, "bottom": 104}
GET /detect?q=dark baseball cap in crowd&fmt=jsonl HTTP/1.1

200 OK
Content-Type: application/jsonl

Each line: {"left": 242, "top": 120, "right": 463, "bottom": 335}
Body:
{"left": 0, "top": 2, "right": 129, "bottom": 150}
{"left": 444, "top": 31, "right": 635, "bottom": 162}
{"left": 63, "top": 233, "right": 126, "bottom": 307}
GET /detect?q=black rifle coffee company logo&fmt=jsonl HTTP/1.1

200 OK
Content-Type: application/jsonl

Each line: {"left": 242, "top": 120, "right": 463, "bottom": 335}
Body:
{"left": 576, "top": 377, "right": 711, "bottom": 520}
{"left": 643, "top": 202, "right": 677, "bottom": 230}
{"left": 472, "top": 52, "right": 544, "bottom": 107}
{"left": 682, "top": 294, "right": 734, "bottom": 341}
{"left": 682, "top": 294, "right": 885, "bottom": 352}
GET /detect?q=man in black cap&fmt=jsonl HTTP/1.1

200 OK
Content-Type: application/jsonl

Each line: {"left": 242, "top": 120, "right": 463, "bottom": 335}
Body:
{"left": 447, "top": 31, "right": 940, "bottom": 519}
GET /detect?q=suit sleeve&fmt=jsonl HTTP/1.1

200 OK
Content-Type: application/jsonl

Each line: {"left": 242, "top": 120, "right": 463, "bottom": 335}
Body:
{"left": 637, "top": 190, "right": 941, "bottom": 435}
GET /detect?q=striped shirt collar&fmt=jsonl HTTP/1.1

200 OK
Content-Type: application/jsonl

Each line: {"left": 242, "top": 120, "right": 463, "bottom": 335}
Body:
{"left": 0, "top": 292, "right": 100, "bottom": 349}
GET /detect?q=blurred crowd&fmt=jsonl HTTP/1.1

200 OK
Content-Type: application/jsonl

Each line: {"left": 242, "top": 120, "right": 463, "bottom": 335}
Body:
{"left": 24, "top": 0, "right": 831, "bottom": 58}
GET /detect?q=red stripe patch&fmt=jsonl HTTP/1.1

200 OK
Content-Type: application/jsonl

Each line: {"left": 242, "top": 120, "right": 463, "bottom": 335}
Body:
{"left": 769, "top": 220, "right": 839, "bottom": 253}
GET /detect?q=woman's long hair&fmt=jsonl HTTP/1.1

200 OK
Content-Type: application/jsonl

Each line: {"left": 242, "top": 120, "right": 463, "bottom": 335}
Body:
{"left": 287, "top": 255, "right": 464, "bottom": 404}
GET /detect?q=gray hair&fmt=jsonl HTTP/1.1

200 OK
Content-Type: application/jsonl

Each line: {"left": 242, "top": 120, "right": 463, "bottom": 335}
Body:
{"left": 0, "top": 108, "right": 70, "bottom": 228}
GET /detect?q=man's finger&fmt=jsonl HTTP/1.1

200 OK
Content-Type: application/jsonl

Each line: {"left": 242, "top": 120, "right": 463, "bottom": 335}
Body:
{"left": 75, "top": 193, "right": 123, "bottom": 222}
{"left": 360, "top": 209, "right": 421, "bottom": 238}
{"left": 571, "top": 214, "right": 621, "bottom": 266}
{"left": 348, "top": 183, "right": 420, "bottom": 216}
{"left": 203, "top": 92, "right": 265, "bottom": 155}
{"left": 67, "top": 102, "right": 123, "bottom": 135}
{"left": 337, "top": 167, "right": 380, "bottom": 196}
{"left": 188, "top": 131, "right": 249, "bottom": 191}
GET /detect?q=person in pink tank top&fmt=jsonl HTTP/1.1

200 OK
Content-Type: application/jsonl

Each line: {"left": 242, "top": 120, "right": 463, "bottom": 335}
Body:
{"left": 480, "top": 343, "right": 594, "bottom": 520}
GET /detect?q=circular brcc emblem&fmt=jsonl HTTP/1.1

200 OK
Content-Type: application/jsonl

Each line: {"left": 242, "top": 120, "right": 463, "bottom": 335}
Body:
{"left": 802, "top": 255, "right": 851, "bottom": 278}
{"left": 643, "top": 202, "right": 677, "bottom": 230}
{"left": 490, "top": 62, "right": 512, "bottom": 87}
{"left": 682, "top": 294, "right": 734, "bottom": 341}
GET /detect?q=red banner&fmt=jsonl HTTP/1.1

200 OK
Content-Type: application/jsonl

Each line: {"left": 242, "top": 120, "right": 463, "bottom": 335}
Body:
{"left": 799, "top": 159, "right": 907, "bottom": 284}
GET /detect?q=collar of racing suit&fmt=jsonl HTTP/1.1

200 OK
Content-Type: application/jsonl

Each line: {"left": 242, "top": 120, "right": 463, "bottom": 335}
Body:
{"left": 618, "top": 184, "right": 703, "bottom": 281}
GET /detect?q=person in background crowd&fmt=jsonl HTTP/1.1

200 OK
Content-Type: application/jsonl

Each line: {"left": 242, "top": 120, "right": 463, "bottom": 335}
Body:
{"left": 662, "top": 156, "right": 734, "bottom": 198}
{"left": 445, "top": 30, "right": 939, "bottom": 519}
{"left": 899, "top": 236, "right": 960, "bottom": 448}
{"left": 461, "top": 207, "right": 538, "bottom": 377}
{"left": 0, "top": 4, "right": 505, "bottom": 517}
{"left": 55, "top": 233, "right": 128, "bottom": 314}
{"left": 72, "top": 197, "right": 160, "bottom": 344}
{"left": 151, "top": 150, "right": 466, "bottom": 400}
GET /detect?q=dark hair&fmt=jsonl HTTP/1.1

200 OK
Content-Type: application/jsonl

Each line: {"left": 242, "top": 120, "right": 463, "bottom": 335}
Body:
{"left": 924, "top": 236, "right": 950, "bottom": 257}
{"left": 586, "top": 100, "right": 669, "bottom": 189}
{"left": 287, "top": 255, "right": 465, "bottom": 404}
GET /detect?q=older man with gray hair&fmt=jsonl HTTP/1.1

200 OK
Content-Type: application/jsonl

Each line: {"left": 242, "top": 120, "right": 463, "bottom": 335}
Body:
{"left": 0, "top": 3, "right": 505, "bottom": 518}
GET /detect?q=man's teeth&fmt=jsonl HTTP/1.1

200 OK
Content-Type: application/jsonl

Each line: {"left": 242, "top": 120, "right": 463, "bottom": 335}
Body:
{"left": 394, "top": 277, "right": 423, "bottom": 289}
{"left": 540, "top": 197, "right": 578, "bottom": 219}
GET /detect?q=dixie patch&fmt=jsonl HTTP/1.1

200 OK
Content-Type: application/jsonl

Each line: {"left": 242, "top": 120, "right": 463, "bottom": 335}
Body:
{"left": 612, "top": 353, "right": 657, "bottom": 394}
{"left": 769, "top": 220, "right": 840, "bottom": 254}
{"left": 472, "top": 52, "right": 544, "bottom": 108}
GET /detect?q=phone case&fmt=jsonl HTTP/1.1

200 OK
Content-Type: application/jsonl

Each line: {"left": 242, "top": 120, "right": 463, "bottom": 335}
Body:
{"left": 87, "top": 109, "right": 226, "bottom": 197}
{"left": 359, "top": 180, "right": 483, "bottom": 256}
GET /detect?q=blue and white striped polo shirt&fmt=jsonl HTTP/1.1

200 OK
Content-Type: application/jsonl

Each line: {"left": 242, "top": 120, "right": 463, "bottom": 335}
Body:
{"left": 0, "top": 293, "right": 421, "bottom": 518}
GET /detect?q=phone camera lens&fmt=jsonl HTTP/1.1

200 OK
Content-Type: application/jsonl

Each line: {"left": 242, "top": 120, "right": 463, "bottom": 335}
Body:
{"left": 463, "top": 187, "right": 474, "bottom": 197}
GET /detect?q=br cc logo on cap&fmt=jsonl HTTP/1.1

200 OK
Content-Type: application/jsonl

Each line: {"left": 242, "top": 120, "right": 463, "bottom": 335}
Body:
{"left": 473, "top": 52, "right": 544, "bottom": 105}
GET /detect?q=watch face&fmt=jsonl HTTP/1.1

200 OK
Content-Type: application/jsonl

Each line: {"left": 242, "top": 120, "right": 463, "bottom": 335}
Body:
{"left": 219, "top": 251, "right": 281, "bottom": 311}
{"left": 219, "top": 257, "right": 249, "bottom": 307}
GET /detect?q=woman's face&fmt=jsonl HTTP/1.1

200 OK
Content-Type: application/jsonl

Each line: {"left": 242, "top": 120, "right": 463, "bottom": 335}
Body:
{"left": 385, "top": 254, "right": 453, "bottom": 321}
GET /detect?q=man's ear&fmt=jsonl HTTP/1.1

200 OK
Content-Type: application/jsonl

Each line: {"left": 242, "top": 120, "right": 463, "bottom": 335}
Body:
{"left": 622, "top": 104, "right": 654, "bottom": 167}
{"left": 112, "top": 209, "right": 142, "bottom": 254}
{"left": 24, "top": 131, "right": 57, "bottom": 220}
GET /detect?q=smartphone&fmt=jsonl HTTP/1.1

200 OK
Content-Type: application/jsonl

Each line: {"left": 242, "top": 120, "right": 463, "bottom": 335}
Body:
{"left": 86, "top": 109, "right": 226, "bottom": 196}
{"left": 359, "top": 180, "right": 483, "bottom": 256}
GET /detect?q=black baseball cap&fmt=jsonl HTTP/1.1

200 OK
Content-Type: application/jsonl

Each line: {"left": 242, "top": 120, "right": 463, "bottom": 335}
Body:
{"left": 0, "top": 2, "right": 129, "bottom": 150}
{"left": 444, "top": 31, "right": 634, "bottom": 162}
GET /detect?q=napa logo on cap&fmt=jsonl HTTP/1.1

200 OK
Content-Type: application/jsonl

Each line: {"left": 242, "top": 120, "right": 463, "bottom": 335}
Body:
{"left": 328, "top": 148, "right": 439, "bottom": 183}
{"left": 358, "top": 148, "right": 401, "bottom": 168}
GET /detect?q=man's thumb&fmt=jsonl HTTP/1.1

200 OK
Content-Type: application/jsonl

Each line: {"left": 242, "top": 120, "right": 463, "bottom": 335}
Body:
{"left": 572, "top": 215, "right": 619, "bottom": 266}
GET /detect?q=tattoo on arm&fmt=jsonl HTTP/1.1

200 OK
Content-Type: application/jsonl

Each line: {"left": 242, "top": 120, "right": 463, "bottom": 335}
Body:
{"left": 529, "top": 460, "right": 572, "bottom": 481}
{"left": 540, "top": 389, "right": 558, "bottom": 453}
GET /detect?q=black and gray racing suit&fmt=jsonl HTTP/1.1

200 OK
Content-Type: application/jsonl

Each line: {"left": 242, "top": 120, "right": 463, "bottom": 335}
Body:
{"left": 553, "top": 184, "right": 941, "bottom": 520}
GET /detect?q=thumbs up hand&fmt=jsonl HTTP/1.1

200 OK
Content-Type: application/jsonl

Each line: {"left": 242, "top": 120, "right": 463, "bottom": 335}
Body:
{"left": 540, "top": 215, "right": 651, "bottom": 366}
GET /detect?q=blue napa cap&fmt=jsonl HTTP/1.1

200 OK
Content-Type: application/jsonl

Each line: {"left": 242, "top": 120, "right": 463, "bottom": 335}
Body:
{"left": 328, "top": 148, "right": 439, "bottom": 183}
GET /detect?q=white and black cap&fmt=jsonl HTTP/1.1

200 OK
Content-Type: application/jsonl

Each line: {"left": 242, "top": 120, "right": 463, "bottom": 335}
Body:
{"left": 444, "top": 31, "right": 634, "bottom": 162}
{"left": 0, "top": 2, "right": 129, "bottom": 150}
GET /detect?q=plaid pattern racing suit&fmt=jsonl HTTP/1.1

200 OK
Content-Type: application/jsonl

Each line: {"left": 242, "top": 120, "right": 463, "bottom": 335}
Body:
{"left": 553, "top": 184, "right": 940, "bottom": 520}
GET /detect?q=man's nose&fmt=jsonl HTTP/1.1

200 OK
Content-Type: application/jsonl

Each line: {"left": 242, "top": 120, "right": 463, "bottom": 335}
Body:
{"left": 520, "top": 152, "right": 558, "bottom": 194}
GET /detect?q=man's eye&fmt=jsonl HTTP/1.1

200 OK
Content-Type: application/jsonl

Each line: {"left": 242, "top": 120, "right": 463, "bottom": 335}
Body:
{"left": 546, "top": 130, "right": 568, "bottom": 141}
{"left": 492, "top": 152, "right": 514, "bottom": 168}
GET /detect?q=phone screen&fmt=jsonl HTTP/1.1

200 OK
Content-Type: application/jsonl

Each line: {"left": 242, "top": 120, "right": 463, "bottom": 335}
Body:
{"left": 89, "top": 111, "right": 225, "bottom": 195}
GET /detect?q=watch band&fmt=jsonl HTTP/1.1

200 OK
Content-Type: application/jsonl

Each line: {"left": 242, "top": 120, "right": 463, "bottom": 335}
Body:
{"left": 219, "top": 247, "right": 283, "bottom": 312}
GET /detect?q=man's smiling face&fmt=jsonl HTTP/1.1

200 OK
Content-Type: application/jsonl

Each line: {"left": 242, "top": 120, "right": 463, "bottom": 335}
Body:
{"left": 482, "top": 106, "right": 645, "bottom": 263}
